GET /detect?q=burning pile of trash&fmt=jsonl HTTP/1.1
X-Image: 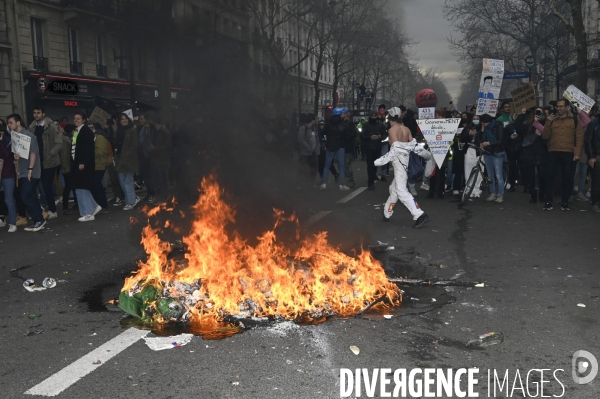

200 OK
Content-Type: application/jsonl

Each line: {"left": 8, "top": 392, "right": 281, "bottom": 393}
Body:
{"left": 119, "top": 175, "right": 400, "bottom": 325}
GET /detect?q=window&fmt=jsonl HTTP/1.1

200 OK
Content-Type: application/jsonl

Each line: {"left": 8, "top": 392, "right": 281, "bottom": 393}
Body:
{"left": 31, "top": 18, "right": 45, "bottom": 57}
{"left": 68, "top": 28, "right": 79, "bottom": 62}
{"left": 95, "top": 35, "right": 104, "bottom": 66}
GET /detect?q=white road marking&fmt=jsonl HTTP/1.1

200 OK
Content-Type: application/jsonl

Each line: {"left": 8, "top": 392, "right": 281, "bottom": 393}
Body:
{"left": 25, "top": 328, "right": 149, "bottom": 397}
{"left": 336, "top": 187, "right": 367, "bottom": 203}
{"left": 306, "top": 211, "right": 331, "bottom": 227}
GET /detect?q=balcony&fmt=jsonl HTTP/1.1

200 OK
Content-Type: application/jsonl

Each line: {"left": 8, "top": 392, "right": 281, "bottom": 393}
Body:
{"left": 96, "top": 64, "right": 107, "bottom": 77}
{"left": 70, "top": 61, "right": 83, "bottom": 74}
{"left": 33, "top": 56, "right": 48, "bottom": 71}
{"left": 118, "top": 67, "right": 129, "bottom": 79}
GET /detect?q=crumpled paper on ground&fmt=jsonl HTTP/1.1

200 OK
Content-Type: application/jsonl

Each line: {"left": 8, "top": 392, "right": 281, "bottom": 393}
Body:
{"left": 143, "top": 333, "right": 193, "bottom": 351}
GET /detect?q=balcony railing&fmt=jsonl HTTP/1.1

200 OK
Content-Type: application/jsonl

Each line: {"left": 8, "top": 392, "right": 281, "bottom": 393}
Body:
{"left": 118, "top": 67, "right": 129, "bottom": 79}
{"left": 70, "top": 61, "right": 83, "bottom": 74}
{"left": 33, "top": 56, "right": 48, "bottom": 71}
{"left": 96, "top": 64, "right": 107, "bottom": 77}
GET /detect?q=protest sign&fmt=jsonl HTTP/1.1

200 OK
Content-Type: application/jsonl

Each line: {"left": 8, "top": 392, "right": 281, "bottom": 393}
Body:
{"left": 418, "top": 107, "right": 435, "bottom": 119}
{"left": 89, "top": 107, "right": 112, "bottom": 125}
{"left": 563, "top": 85, "right": 596, "bottom": 114}
{"left": 511, "top": 82, "right": 536, "bottom": 113}
{"left": 123, "top": 109, "right": 134, "bottom": 121}
{"left": 477, "top": 58, "right": 504, "bottom": 116}
{"left": 416, "top": 118, "right": 461, "bottom": 168}
{"left": 11, "top": 131, "right": 31, "bottom": 159}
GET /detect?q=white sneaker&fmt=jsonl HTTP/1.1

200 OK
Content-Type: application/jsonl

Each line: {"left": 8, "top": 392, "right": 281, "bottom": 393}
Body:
{"left": 485, "top": 194, "right": 497, "bottom": 202}
{"left": 452, "top": 190, "right": 459, "bottom": 195}
{"left": 78, "top": 215, "right": 95, "bottom": 222}
{"left": 47, "top": 211, "right": 58, "bottom": 219}
{"left": 92, "top": 205, "right": 102, "bottom": 216}
{"left": 320, "top": 184, "right": 326, "bottom": 190}
{"left": 0, "top": 219, "right": 5, "bottom": 227}
{"left": 8, "top": 225, "right": 17, "bottom": 233}
{"left": 133, "top": 196, "right": 141, "bottom": 207}
{"left": 339, "top": 185, "right": 350, "bottom": 191}
{"left": 55, "top": 198, "right": 62, "bottom": 205}
{"left": 123, "top": 204, "right": 134, "bottom": 211}
{"left": 420, "top": 183, "right": 430, "bottom": 191}
{"left": 494, "top": 195, "right": 504, "bottom": 204}
{"left": 410, "top": 188, "right": 418, "bottom": 196}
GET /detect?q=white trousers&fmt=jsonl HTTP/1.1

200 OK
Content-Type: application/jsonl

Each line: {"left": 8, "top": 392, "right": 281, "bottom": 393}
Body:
{"left": 383, "top": 152, "right": 424, "bottom": 221}
{"left": 464, "top": 148, "right": 483, "bottom": 197}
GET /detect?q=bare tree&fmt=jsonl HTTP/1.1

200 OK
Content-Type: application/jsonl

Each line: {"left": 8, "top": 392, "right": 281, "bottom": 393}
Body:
{"left": 551, "top": 0, "right": 587, "bottom": 91}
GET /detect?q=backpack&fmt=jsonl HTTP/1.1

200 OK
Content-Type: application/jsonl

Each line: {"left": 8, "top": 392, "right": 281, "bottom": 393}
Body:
{"left": 407, "top": 151, "right": 425, "bottom": 181}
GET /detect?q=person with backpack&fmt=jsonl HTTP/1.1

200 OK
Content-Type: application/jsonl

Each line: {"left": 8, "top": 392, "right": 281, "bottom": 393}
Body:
{"left": 297, "top": 113, "right": 319, "bottom": 188}
{"left": 374, "top": 107, "right": 431, "bottom": 229}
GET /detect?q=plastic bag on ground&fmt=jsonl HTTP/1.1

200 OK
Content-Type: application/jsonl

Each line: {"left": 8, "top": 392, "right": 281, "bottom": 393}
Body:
{"left": 143, "top": 333, "right": 193, "bottom": 351}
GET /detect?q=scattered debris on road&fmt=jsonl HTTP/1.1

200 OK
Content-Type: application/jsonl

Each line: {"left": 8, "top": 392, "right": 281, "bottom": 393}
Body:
{"left": 143, "top": 333, "right": 193, "bottom": 351}
{"left": 466, "top": 332, "right": 504, "bottom": 348}
{"left": 350, "top": 346, "right": 360, "bottom": 355}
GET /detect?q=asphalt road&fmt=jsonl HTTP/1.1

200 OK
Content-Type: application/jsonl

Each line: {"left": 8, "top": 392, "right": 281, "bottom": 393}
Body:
{"left": 1, "top": 155, "right": 600, "bottom": 399}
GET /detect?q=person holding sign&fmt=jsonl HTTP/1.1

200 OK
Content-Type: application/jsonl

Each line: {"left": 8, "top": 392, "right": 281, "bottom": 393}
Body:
{"left": 374, "top": 107, "right": 430, "bottom": 229}
{"left": 7, "top": 114, "right": 46, "bottom": 232}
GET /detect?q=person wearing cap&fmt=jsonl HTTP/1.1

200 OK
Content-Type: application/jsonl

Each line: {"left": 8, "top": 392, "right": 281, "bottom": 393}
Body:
{"left": 374, "top": 107, "right": 430, "bottom": 228}
{"left": 320, "top": 107, "right": 351, "bottom": 190}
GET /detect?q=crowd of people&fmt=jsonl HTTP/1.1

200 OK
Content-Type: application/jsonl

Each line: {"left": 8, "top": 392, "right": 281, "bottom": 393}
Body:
{"left": 0, "top": 107, "right": 172, "bottom": 232}
{"left": 292, "top": 97, "right": 600, "bottom": 225}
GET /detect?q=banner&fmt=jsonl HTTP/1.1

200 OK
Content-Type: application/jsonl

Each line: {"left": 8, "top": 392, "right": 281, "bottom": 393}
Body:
{"left": 11, "top": 131, "right": 31, "bottom": 159}
{"left": 511, "top": 82, "right": 536, "bottom": 113}
{"left": 418, "top": 107, "right": 435, "bottom": 119}
{"left": 89, "top": 106, "right": 111, "bottom": 125}
{"left": 477, "top": 58, "right": 504, "bottom": 116}
{"left": 564, "top": 85, "right": 596, "bottom": 114}
{"left": 416, "top": 118, "right": 461, "bottom": 168}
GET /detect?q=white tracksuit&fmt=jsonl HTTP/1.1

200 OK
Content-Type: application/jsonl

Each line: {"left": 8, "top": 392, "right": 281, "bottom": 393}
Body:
{"left": 375, "top": 139, "right": 431, "bottom": 220}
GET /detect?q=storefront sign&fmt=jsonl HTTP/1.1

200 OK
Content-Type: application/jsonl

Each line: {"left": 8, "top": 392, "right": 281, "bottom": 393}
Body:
{"left": 51, "top": 80, "right": 78, "bottom": 94}
{"left": 64, "top": 101, "right": 79, "bottom": 107}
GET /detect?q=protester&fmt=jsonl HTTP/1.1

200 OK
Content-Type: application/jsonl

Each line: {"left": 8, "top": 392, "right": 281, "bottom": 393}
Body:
{"left": 105, "top": 115, "right": 124, "bottom": 206}
{"left": 29, "top": 106, "right": 62, "bottom": 219}
{"left": 0, "top": 118, "right": 17, "bottom": 232}
{"left": 515, "top": 107, "right": 548, "bottom": 203}
{"left": 89, "top": 122, "right": 110, "bottom": 212}
{"left": 541, "top": 98, "right": 584, "bottom": 211}
{"left": 584, "top": 108, "right": 600, "bottom": 212}
{"left": 72, "top": 113, "right": 101, "bottom": 222}
{"left": 343, "top": 111, "right": 359, "bottom": 188}
{"left": 115, "top": 113, "right": 140, "bottom": 210}
{"left": 317, "top": 120, "right": 339, "bottom": 182}
{"left": 375, "top": 107, "right": 430, "bottom": 228}
{"left": 144, "top": 111, "right": 172, "bottom": 202}
{"left": 320, "top": 107, "right": 350, "bottom": 190}
{"left": 7, "top": 114, "right": 46, "bottom": 231}
{"left": 460, "top": 114, "right": 483, "bottom": 200}
{"left": 377, "top": 104, "right": 391, "bottom": 182}
{"left": 360, "top": 109, "right": 386, "bottom": 190}
{"left": 449, "top": 112, "right": 469, "bottom": 195}
{"left": 480, "top": 113, "right": 506, "bottom": 203}
{"left": 137, "top": 113, "right": 155, "bottom": 202}
{"left": 59, "top": 124, "right": 76, "bottom": 214}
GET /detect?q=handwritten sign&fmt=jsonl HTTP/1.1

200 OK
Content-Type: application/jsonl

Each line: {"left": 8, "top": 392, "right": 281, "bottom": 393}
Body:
{"left": 11, "top": 131, "right": 31, "bottom": 159}
{"left": 477, "top": 58, "right": 504, "bottom": 116}
{"left": 476, "top": 98, "right": 500, "bottom": 116}
{"left": 564, "top": 85, "right": 596, "bottom": 114}
{"left": 418, "top": 107, "right": 435, "bottom": 119}
{"left": 416, "top": 118, "right": 461, "bottom": 168}
{"left": 511, "top": 82, "right": 536, "bottom": 113}
{"left": 89, "top": 106, "right": 111, "bottom": 125}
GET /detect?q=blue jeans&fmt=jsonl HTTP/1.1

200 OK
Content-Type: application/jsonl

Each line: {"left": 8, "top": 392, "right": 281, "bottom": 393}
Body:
{"left": 322, "top": 149, "right": 345, "bottom": 186}
{"left": 75, "top": 189, "right": 98, "bottom": 216}
{"left": 484, "top": 152, "right": 505, "bottom": 195}
{"left": 91, "top": 170, "right": 108, "bottom": 208}
{"left": 19, "top": 177, "right": 44, "bottom": 224}
{"left": 576, "top": 163, "right": 588, "bottom": 193}
{"left": 118, "top": 173, "right": 136, "bottom": 204}
{"left": 380, "top": 143, "right": 389, "bottom": 176}
{"left": 446, "top": 160, "right": 453, "bottom": 188}
{"left": 0, "top": 178, "right": 17, "bottom": 225}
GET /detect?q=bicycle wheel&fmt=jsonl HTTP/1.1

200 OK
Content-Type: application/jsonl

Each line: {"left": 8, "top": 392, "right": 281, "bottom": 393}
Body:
{"left": 461, "top": 167, "right": 479, "bottom": 204}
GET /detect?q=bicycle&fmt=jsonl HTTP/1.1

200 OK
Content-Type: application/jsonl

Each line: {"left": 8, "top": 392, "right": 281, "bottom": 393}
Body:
{"left": 461, "top": 147, "right": 510, "bottom": 205}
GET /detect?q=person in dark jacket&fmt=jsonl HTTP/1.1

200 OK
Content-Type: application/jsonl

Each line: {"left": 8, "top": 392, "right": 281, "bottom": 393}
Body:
{"left": 360, "top": 110, "right": 386, "bottom": 190}
{"left": 145, "top": 111, "right": 172, "bottom": 202}
{"left": 515, "top": 107, "right": 548, "bottom": 203}
{"left": 72, "top": 112, "right": 101, "bottom": 222}
{"left": 317, "top": 120, "right": 339, "bottom": 181}
{"left": 0, "top": 118, "right": 17, "bottom": 231}
{"left": 320, "top": 108, "right": 351, "bottom": 190}
{"left": 115, "top": 113, "right": 140, "bottom": 210}
{"left": 480, "top": 113, "right": 506, "bottom": 203}
{"left": 343, "top": 113, "right": 359, "bottom": 187}
{"left": 104, "top": 116, "right": 124, "bottom": 205}
{"left": 460, "top": 115, "right": 484, "bottom": 199}
{"left": 449, "top": 112, "right": 470, "bottom": 195}
{"left": 584, "top": 110, "right": 600, "bottom": 212}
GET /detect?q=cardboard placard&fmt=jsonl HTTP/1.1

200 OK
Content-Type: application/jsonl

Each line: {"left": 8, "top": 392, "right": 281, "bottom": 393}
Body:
{"left": 416, "top": 118, "right": 461, "bottom": 168}
{"left": 477, "top": 59, "right": 504, "bottom": 116}
{"left": 418, "top": 107, "right": 435, "bottom": 119}
{"left": 511, "top": 82, "right": 536, "bottom": 113}
{"left": 564, "top": 85, "right": 596, "bottom": 114}
{"left": 89, "top": 107, "right": 111, "bottom": 125}
{"left": 11, "top": 131, "right": 31, "bottom": 159}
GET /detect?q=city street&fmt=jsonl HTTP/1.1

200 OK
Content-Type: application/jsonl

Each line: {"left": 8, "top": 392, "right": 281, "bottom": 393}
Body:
{"left": 1, "top": 160, "right": 599, "bottom": 399}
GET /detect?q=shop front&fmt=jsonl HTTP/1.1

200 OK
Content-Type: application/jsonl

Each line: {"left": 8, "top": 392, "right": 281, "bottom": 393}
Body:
{"left": 22, "top": 72, "right": 188, "bottom": 124}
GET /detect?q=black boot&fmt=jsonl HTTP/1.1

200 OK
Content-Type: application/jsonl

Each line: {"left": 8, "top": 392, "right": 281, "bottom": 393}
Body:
{"left": 413, "top": 214, "right": 429, "bottom": 229}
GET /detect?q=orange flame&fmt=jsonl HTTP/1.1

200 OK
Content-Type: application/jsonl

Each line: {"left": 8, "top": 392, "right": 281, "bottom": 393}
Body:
{"left": 122, "top": 174, "right": 400, "bottom": 323}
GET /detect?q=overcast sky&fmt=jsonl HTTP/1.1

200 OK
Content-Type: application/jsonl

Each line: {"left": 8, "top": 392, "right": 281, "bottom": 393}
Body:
{"left": 399, "top": 0, "right": 462, "bottom": 101}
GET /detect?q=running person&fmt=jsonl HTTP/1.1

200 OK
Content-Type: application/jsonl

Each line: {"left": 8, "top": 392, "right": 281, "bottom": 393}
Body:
{"left": 375, "top": 107, "right": 430, "bottom": 228}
